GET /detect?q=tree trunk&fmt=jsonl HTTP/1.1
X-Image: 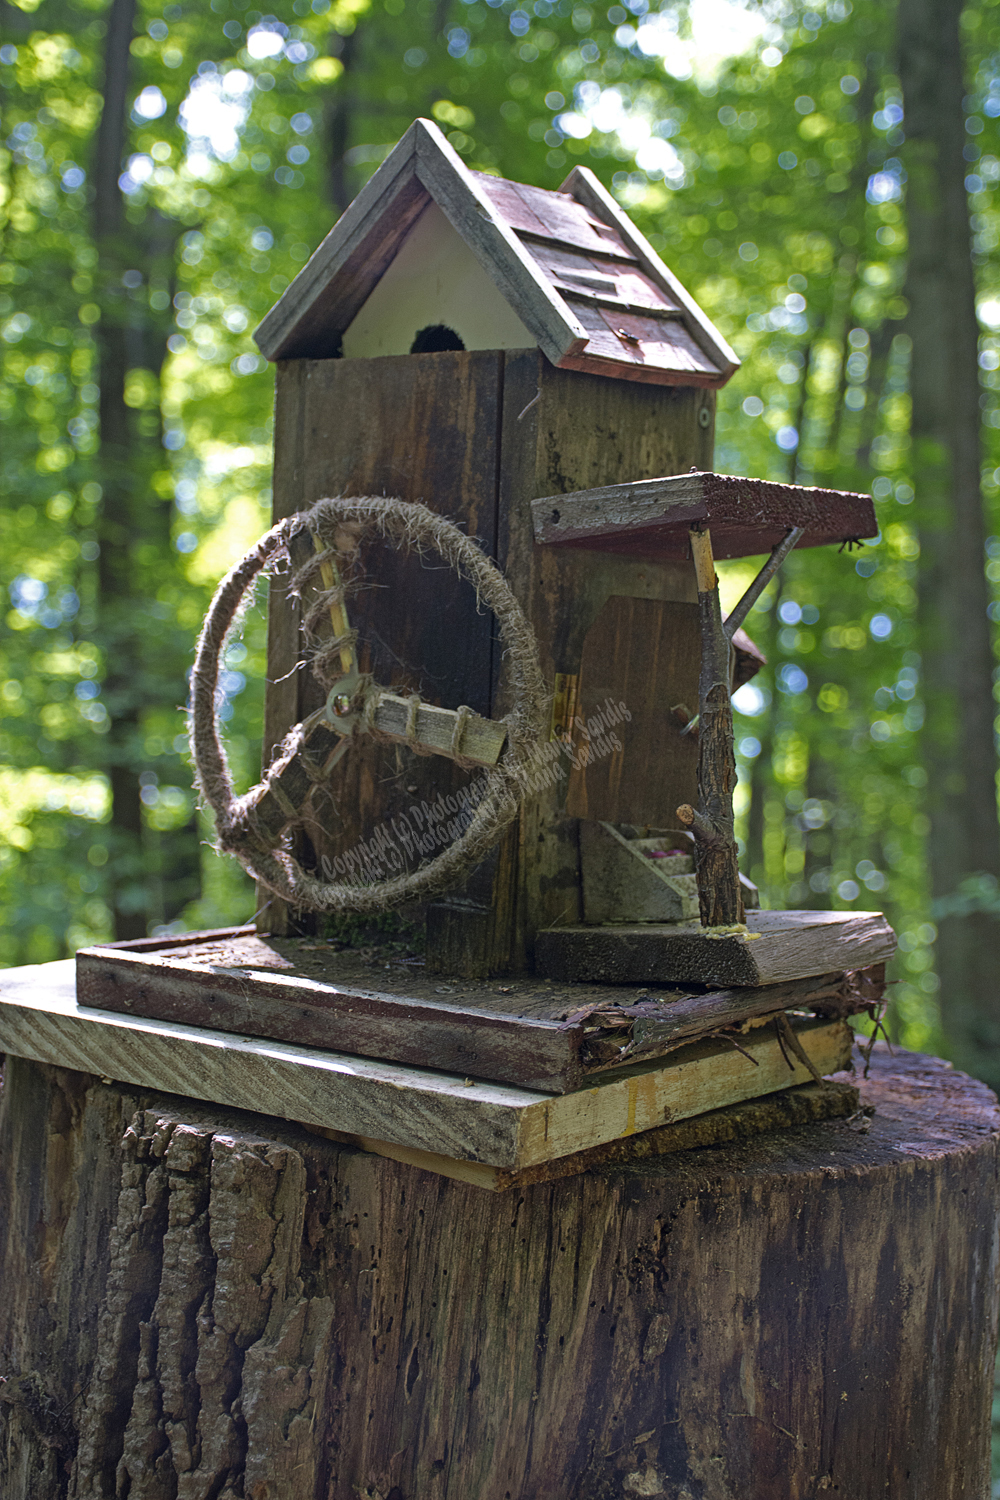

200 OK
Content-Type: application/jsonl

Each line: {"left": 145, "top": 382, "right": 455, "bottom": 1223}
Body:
{"left": 2, "top": 1046, "right": 995, "bottom": 1499}
{"left": 92, "top": 0, "right": 148, "bottom": 941}
{"left": 324, "top": 27, "right": 358, "bottom": 217}
{"left": 90, "top": 1, "right": 200, "bottom": 938}
{"left": 897, "top": 0, "right": 1000, "bottom": 1086}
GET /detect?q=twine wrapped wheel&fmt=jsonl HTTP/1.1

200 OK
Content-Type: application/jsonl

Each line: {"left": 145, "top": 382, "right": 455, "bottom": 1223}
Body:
{"left": 190, "top": 496, "right": 548, "bottom": 914}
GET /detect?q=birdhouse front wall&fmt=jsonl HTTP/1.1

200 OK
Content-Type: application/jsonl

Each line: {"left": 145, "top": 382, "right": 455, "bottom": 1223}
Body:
{"left": 341, "top": 202, "right": 537, "bottom": 359}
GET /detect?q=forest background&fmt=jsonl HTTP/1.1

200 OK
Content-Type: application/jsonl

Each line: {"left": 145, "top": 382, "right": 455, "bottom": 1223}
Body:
{"left": 2, "top": 0, "right": 999, "bottom": 1085}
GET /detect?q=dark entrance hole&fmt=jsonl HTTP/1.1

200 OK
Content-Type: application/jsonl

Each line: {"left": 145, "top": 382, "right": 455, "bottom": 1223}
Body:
{"left": 410, "top": 324, "right": 466, "bottom": 353}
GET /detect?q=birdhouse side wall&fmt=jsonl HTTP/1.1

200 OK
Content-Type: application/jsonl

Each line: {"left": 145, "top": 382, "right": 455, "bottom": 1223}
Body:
{"left": 430, "top": 351, "right": 715, "bottom": 975}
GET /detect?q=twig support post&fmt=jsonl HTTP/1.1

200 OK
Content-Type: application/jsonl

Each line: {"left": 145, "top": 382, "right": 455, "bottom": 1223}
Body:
{"left": 677, "top": 526, "right": 744, "bottom": 927}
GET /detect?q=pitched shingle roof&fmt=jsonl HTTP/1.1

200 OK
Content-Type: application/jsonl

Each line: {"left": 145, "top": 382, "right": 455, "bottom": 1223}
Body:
{"left": 254, "top": 118, "right": 739, "bottom": 389}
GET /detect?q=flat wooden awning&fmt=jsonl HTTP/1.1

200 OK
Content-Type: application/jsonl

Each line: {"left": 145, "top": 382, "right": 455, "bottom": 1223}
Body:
{"left": 531, "top": 470, "right": 878, "bottom": 562}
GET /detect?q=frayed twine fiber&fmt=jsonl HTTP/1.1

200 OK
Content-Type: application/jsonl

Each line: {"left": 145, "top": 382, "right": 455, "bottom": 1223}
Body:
{"left": 190, "top": 496, "right": 548, "bottom": 915}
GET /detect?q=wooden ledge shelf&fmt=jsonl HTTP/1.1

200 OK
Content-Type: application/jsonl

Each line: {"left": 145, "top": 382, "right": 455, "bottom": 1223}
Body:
{"left": 0, "top": 959, "right": 852, "bottom": 1184}
{"left": 531, "top": 469, "right": 878, "bottom": 561}
{"left": 536, "top": 909, "right": 897, "bottom": 987}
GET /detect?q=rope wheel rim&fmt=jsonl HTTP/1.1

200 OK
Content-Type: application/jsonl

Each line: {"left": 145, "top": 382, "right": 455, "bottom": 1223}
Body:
{"left": 190, "top": 495, "right": 548, "bottom": 915}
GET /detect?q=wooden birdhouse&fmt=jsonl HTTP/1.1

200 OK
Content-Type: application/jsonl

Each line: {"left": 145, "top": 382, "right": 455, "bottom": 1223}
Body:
{"left": 249, "top": 118, "right": 751, "bottom": 962}
{"left": 75, "top": 120, "right": 896, "bottom": 1186}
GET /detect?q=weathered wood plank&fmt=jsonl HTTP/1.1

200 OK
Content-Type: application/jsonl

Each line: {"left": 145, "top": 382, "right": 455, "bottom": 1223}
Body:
{"left": 531, "top": 469, "right": 878, "bottom": 560}
{"left": 474, "top": 172, "right": 635, "bottom": 259}
{"left": 76, "top": 945, "right": 583, "bottom": 1094}
{"left": 563, "top": 299, "right": 724, "bottom": 381}
{"left": 321, "top": 1078, "right": 861, "bottom": 1191}
{"left": 415, "top": 128, "right": 588, "bottom": 365}
{"left": 0, "top": 960, "right": 850, "bottom": 1170}
{"left": 565, "top": 595, "right": 701, "bottom": 827}
{"left": 537, "top": 909, "right": 898, "bottom": 986}
{"left": 78, "top": 931, "right": 880, "bottom": 1090}
{"left": 526, "top": 241, "right": 682, "bottom": 312}
{"left": 425, "top": 820, "right": 520, "bottom": 980}
{"left": 75, "top": 928, "right": 884, "bottom": 1081}
{"left": 556, "top": 346, "right": 727, "bottom": 388}
{"left": 254, "top": 123, "right": 424, "bottom": 360}
{"left": 496, "top": 351, "right": 714, "bottom": 963}
{"left": 0, "top": 961, "right": 546, "bottom": 1167}
{"left": 561, "top": 163, "right": 741, "bottom": 378}
{"left": 578, "top": 968, "right": 886, "bottom": 1070}
{"left": 513, "top": 1016, "right": 852, "bottom": 1167}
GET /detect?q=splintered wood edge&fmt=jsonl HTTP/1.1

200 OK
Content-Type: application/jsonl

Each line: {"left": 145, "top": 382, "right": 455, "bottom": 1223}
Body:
{"left": 512, "top": 1016, "right": 852, "bottom": 1167}
{"left": 0, "top": 962, "right": 851, "bottom": 1172}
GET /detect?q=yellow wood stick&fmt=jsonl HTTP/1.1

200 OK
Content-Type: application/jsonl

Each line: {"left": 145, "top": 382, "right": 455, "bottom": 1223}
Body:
{"left": 689, "top": 526, "right": 717, "bottom": 593}
{"left": 313, "top": 531, "right": 354, "bottom": 677}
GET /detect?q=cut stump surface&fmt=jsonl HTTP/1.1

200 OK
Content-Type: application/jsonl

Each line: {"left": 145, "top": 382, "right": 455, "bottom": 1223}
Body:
{"left": 0, "top": 1043, "right": 997, "bottom": 1499}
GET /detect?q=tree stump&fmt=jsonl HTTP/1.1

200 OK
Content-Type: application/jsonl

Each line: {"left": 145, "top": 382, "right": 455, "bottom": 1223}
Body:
{"left": 1, "top": 1044, "right": 997, "bottom": 1500}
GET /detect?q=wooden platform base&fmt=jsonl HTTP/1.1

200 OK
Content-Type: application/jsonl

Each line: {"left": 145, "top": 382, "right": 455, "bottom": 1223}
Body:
{"left": 0, "top": 960, "right": 851, "bottom": 1178}
{"left": 536, "top": 907, "right": 897, "bottom": 986}
{"left": 1, "top": 1046, "right": 996, "bottom": 1499}
{"left": 74, "top": 928, "right": 886, "bottom": 1093}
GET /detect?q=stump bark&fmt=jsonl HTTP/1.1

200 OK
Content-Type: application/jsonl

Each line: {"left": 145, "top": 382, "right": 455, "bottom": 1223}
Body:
{"left": 1, "top": 1044, "right": 997, "bottom": 1500}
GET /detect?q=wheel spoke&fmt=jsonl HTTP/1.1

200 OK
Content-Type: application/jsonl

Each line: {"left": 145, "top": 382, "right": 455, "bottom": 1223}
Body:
{"left": 230, "top": 716, "right": 348, "bottom": 844}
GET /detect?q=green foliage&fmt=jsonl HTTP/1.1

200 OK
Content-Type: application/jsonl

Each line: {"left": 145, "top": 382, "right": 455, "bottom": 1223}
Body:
{"left": 4, "top": 0, "right": 1000, "bottom": 1056}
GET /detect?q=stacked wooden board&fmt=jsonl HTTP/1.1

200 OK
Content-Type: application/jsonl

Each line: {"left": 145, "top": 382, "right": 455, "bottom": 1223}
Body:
{"left": 74, "top": 926, "right": 889, "bottom": 1092}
